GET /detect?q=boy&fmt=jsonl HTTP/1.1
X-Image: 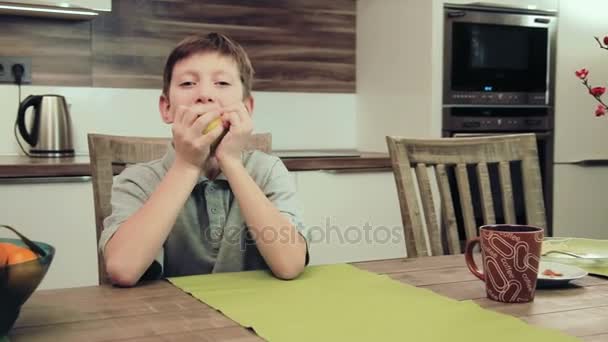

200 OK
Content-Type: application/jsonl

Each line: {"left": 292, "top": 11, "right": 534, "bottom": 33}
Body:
{"left": 99, "top": 33, "right": 309, "bottom": 286}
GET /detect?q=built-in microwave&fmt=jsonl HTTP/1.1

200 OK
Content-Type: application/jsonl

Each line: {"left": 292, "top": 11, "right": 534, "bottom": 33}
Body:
{"left": 443, "top": 4, "right": 557, "bottom": 106}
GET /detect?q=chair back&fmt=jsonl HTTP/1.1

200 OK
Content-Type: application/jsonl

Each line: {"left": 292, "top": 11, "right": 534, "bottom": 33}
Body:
{"left": 386, "top": 133, "right": 546, "bottom": 258}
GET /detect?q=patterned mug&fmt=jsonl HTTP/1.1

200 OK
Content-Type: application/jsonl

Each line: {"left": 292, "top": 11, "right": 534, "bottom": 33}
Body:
{"left": 465, "top": 224, "right": 544, "bottom": 303}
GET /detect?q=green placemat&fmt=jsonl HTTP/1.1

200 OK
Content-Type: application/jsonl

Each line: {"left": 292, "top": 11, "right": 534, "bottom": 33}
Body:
{"left": 1, "top": 335, "right": 9, "bottom": 342}
{"left": 169, "top": 264, "right": 578, "bottom": 342}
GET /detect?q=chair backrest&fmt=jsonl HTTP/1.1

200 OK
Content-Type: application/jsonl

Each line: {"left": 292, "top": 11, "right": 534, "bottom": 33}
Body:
{"left": 386, "top": 133, "right": 546, "bottom": 258}
{"left": 88, "top": 132, "right": 272, "bottom": 283}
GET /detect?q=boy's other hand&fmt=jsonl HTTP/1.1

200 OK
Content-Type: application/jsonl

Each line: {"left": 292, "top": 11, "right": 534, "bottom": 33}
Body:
{"left": 171, "top": 104, "right": 225, "bottom": 170}
{"left": 215, "top": 102, "right": 253, "bottom": 168}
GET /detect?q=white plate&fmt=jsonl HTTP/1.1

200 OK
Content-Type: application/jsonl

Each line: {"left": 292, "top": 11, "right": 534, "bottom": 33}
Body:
{"left": 537, "top": 261, "right": 588, "bottom": 288}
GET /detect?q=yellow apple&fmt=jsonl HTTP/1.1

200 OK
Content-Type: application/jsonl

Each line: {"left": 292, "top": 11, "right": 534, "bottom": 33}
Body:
{"left": 203, "top": 117, "right": 222, "bottom": 135}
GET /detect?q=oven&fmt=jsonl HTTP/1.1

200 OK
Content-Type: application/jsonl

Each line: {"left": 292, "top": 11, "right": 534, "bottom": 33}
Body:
{"left": 443, "top": 3, "right": 557, "bottom": 106}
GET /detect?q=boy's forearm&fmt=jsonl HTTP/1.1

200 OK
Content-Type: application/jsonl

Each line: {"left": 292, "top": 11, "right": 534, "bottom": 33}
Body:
{"left": 104, "top": 160, "right": 200, "bottom": 286}
{"left": 220, "top": 159, "right": 307, "bottom": 280}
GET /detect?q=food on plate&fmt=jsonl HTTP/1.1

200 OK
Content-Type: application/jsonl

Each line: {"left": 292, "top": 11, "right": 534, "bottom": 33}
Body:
{"left": 542, "top": 269, "right": 563, "bottom": 277}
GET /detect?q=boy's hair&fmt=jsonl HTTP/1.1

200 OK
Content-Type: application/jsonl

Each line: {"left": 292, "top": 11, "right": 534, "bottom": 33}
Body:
{"left": 162, "top": 32, "right": 254, "bottom": 99}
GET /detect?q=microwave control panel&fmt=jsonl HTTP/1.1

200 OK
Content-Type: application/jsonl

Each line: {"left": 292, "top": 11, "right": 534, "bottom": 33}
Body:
{"left": 447, "top": 92, "right": 547, "bottom": 106}
{"left": 444, "top": 116, "right": 551, "bottom": 132}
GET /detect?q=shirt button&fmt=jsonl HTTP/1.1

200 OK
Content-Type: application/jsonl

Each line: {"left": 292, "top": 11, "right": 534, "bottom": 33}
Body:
{"left": 208, "top": 186, "right": 215, "bottom": 192}
{"left": 211, "top": 208, "right": 218, "bottom": 214}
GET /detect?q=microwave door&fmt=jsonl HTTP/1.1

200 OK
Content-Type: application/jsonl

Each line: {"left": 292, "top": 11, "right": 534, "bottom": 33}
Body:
{"left": 443, "top": 7, "right": 556, "bottom": 106}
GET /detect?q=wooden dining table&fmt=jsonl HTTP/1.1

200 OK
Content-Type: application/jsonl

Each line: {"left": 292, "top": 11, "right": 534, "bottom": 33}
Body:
{"left": 7, "top": 254, "right": 608, "bottom": 341}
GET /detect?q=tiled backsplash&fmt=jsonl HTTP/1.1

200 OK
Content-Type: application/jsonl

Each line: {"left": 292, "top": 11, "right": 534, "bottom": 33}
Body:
{"left": 0, "top": 85, "right": 356, "bottom": 155}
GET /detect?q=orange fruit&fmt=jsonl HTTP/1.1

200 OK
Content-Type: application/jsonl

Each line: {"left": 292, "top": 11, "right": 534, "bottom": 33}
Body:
{"left": 0, "top": 242, "right": 38, "bottom": 266}
{"left": 0, "top": 244, "right": 7, "bottom": 268}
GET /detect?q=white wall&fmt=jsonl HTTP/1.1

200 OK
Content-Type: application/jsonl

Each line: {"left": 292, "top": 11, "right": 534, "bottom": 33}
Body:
{"left": 0, "top": 85, "right": 357, "bottom": 155}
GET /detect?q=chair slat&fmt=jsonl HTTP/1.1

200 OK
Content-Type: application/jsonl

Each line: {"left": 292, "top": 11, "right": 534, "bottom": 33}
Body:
{"left": 415, "top": 164, "right": 443, "bottom": 256}
{"left": 522, "top": 157, "right": 547, "bottom": 230}
{"left": 498, "top": 161, "right": 516, "bottom": 224}
{"left": 387, "top": 140, "right": 428, "bottom": 257}
{"left": 455, "top": 164, "right": 478, "bottom": 241}
{"left": 435, "top": 164, "right": 460, "bottom": 254}
{"left": 476, "top": 162, "right": 495, "bottom": 225}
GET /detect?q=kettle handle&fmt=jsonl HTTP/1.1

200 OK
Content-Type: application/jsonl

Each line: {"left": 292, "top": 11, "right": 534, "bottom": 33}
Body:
{"left": 17, "top": 95, "right": 42, "bottom": 146}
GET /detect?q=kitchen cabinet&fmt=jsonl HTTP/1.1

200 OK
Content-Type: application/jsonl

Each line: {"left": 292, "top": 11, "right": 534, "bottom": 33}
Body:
{"left": 7, "top": 0, "right": 111, "bottom": 11}
{"left": 356, "top": 0, "right": 559, "bottom": 152}
{"left": 0, "top": 178, "right": 99, "bottom": 289}
{"left": 294, "top": 170, "right": 407, "bottom": 264}
{"left": 554, "top": 0, "right": 608, "bottom": 163}
{"left": 552, "top": 0, "right": 608, "bottom": 237}
{"left": 553, "top": 165, "right": 608, "bottom": 239}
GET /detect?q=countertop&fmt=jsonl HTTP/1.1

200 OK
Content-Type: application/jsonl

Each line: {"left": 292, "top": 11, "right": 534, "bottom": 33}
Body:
{"left": 0, "top": 152, "right": 392, "bottom": 179}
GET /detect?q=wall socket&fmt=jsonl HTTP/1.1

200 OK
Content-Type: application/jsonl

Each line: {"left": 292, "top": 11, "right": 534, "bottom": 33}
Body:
{"left": 0, "top": 57, "right": 32, "bottom": 84}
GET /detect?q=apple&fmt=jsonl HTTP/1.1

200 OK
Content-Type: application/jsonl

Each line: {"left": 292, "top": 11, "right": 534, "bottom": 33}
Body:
{"left": 203, "top": 117, "right": 222, "bottom": 135}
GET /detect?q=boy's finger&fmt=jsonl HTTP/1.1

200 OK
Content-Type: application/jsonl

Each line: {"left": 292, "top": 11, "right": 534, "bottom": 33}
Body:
{"left": 194, "top": 124, "right": 225, "bottom": 147}
{"left": 183, "top": 108, "right": 200, "bottom": 127}
{"left": 223, "top": 111, "right": 241, "bottom": 127}
{"left": 192, "top": 110, "right": 222, "bottom": 133}
{"left": 183, "top": 103, "right": 221, "bottom": 126}
{"left": 235, "top": 108, "right": 251, "bottom": 125}
{"left": 173, "top": 105, "right": 188, "bottom": 125}
{"left": 221, "top": 102, "right": 249, "bottom": 115}
{"left": 190, "top": 103, "right": 221, "bottom": 117}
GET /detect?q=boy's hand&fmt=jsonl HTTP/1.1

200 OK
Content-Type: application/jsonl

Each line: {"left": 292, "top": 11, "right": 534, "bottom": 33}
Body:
{"left": 215, "top": 102, "right": 253, "bottom": 168}
{"left": 171, "top": 104, "right": 225, "bottom": 170}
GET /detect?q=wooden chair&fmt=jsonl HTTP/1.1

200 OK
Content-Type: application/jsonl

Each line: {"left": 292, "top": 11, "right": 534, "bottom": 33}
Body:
{"left": 88, "top": 132, "right": 272, "bottom": 283}
{"left": 386, "top": 133, "right": 546, "bottom": 258}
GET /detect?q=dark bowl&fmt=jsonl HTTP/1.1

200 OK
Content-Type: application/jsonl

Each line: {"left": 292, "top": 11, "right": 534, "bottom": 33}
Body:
{"left": 0, "top": 238, "right": 55, "bottom": 335}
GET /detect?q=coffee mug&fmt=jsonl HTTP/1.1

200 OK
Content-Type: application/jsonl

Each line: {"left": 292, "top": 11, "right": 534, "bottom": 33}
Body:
{"left": 465, "top": 224, "right": 544, "bottom": 303}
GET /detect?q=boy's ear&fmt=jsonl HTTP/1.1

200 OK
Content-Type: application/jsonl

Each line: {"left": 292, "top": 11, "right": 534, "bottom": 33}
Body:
{"left": 159, "top": 94, "right": 173, "bottom": 123}
{"left": 244, "top": 96, "right": 254, "bottom": 116}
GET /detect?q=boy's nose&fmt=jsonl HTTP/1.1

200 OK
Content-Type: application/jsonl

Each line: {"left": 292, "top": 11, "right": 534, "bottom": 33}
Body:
{"left": 195, "top": 95, "right": 215, "bottom": 104}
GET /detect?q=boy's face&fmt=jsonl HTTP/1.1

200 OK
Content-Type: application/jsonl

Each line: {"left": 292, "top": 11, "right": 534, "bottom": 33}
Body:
{"left": 159, "top": 51, "right": 253, "bottom": 123}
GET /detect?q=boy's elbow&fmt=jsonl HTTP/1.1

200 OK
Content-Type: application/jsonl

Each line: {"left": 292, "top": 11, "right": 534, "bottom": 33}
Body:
{"left": 105, "top": 256, "right": 139, "bottom": 287}
{"left": 274, "top": 269, "right": 301, "bottom": 280}
{"left": 273, "top": 262, "right": 305, "bottom": 280}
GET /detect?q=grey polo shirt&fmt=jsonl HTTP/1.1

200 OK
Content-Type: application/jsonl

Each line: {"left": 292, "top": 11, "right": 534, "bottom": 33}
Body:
{"left": 99, "top": 144, "right": 308, "bottom": 279}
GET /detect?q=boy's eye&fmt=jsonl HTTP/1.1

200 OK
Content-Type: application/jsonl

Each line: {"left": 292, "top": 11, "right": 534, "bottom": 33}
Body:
{"left": 180, "top": 81, "right": 195, "bottom": 87}
{"left": 216, "top": 81, "right": 231, "bottom": 86}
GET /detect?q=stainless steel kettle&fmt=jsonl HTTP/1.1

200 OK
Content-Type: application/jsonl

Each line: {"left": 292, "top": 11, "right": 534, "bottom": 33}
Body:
{"left": 16, "top": 94, "right": 74, "bottom": 157}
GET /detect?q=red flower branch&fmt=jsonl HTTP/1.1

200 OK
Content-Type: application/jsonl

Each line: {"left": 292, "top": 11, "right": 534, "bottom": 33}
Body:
{"left": 594, "top": 36, "right": 608, "bottom": 51}
{"left": 575, "top": 35, "right": 608, "bottom": 117}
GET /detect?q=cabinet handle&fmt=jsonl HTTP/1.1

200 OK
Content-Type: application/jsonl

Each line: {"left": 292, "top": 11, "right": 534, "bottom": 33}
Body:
{"left": 320, "top": 168, "right": 391, "bottom": 174}
{"left": 556, "top": 159, "right": 608, "bottom": 167}
{"left": 0, "top": 176, "right": 91, "bottom": 184}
